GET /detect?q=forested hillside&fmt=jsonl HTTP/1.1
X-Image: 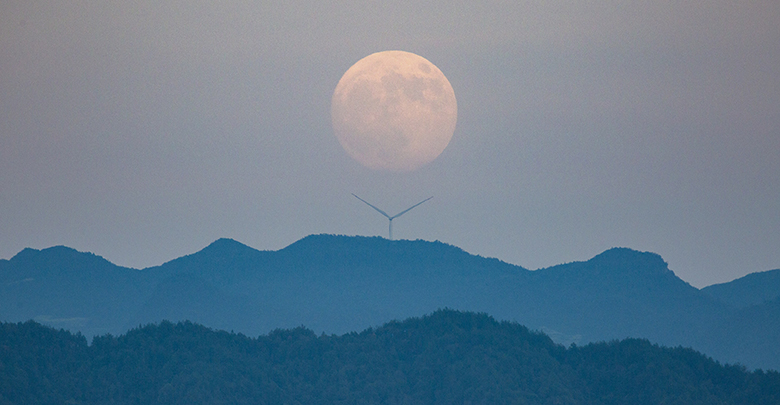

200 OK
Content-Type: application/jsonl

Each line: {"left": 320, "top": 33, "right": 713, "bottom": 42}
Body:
{"left": 2, "top": 310, "right": 778, "bottom": 404}
{"left": 3, "top": 234, "right": 779, "bottom": 370}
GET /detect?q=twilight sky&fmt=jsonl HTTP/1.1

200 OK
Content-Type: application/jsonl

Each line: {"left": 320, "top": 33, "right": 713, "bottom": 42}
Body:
{"left": 1, "top": 1, "right": 778, "bottom": 288}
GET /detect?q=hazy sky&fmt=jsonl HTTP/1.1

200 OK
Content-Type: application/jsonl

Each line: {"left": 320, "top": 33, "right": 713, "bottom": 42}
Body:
{"left": 1, "top": 1, "right": 778, "bottom": 287}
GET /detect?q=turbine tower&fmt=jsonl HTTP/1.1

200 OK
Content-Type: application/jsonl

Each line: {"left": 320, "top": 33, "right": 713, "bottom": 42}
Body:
{"left": 352, "top": 194, "right": 433, "bottom": 240}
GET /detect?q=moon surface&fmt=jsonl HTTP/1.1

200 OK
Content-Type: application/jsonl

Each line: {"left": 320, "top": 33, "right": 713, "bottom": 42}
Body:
{"left": 331, "top": 51, "right": 457, "bottom": 172}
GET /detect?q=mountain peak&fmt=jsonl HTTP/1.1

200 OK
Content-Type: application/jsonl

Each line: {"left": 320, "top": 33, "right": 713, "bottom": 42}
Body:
{"left": 201, "top": 238, "right": 254, "bottom": 254}
{"left": 285, "top": 234, "right": 476, "bottom": 256}
{"left": 9, "top": 245, "right": 117, "bottom": 269}
{"left": 154, "top": 238, "right": 262, "bottom": 273}
{"left": 588, "top": 247, "right": 671, "bottom": 276}
{"left": 535, "top": 247, "right": 687, "bottom": 294}
{"left": 281, "top": 234, "right": 515, "bottom": 270}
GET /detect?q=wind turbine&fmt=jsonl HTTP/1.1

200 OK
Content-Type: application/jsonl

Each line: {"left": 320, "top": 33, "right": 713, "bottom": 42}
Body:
{"left": 352, "top": 194, "right": 433, "bottom": 240}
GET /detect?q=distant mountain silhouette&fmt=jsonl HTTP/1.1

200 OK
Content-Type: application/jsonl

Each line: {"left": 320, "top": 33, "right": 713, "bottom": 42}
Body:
{"left": 0, "top": 246, "right": 156, "bottom": 336}
{"left": 1, "top": 234, "right": 778, "bottom": 370}
{"left": 701, "top": 269, "right": 780, "bottom": 308}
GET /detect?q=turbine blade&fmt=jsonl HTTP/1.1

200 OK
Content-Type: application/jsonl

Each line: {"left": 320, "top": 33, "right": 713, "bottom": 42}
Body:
{"left": 391, "top": 196, "right": 433, "bottom": 219}
{"left": 352, "top": 194, "right": 391, "bottom": 219}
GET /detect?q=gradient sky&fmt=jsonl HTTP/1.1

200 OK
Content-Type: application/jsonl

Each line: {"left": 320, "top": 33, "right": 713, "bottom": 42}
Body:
{"left": 1, "top": 1, "right": 778, "bottom": 288}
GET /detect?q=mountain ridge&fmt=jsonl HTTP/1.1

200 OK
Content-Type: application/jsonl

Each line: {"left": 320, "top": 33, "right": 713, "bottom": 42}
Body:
{"left": 1, "top": 234, "right": 778, "bottom": 370}
{"left": 702, "top": 268, "right": 780, "bottom": 308}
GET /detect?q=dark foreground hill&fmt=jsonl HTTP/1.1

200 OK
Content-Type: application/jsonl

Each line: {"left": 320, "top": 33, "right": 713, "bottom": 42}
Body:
{"left": 2, "top": 310, "right": 778, "bottom": 405}
{"left": 1, "top": 234, "right": 779, "bottom": 370}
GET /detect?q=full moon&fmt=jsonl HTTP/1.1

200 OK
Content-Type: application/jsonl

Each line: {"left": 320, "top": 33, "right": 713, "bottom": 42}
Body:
{"left": 331, "top": 51, "right": 457, "bottom": 172}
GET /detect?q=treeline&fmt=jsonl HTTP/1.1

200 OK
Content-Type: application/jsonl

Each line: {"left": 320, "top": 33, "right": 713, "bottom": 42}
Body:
{"left": 1, "top": 310, "right": 778, "bottom": 404}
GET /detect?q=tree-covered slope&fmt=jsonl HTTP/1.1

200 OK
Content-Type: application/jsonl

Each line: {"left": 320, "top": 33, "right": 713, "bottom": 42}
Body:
{"left": 1, "top": 310, "right": 778, "bottom": 405}
{"left": 1, "top": 234, "right": 778, "bottom": 370}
